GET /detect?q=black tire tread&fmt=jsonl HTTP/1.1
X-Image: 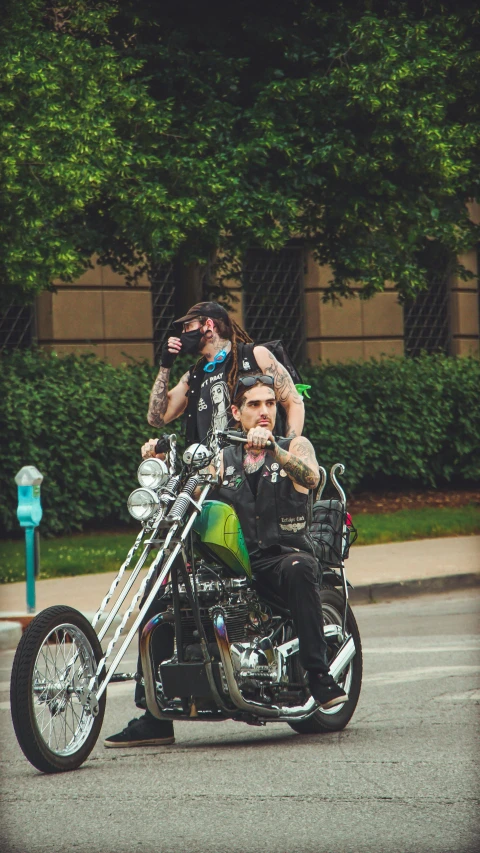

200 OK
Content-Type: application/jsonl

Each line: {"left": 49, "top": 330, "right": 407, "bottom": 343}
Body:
{"left": 10, "top": 605, "right": 105, "bottom": 773}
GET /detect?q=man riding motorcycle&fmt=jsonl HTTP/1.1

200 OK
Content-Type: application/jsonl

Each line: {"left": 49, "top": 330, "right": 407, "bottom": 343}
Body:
{"left": 146, "top": 301, "right": 305, "bottom": 444}
{"left": 104, "top": 377, "right": 347, "bottom": 748}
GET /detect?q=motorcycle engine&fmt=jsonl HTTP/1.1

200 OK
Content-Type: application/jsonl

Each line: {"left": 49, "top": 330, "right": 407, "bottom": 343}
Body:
{"left": 162, "top": 563, "right": 279, "bottom": 689}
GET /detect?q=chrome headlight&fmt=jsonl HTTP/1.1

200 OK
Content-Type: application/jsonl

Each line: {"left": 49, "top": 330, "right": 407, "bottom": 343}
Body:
{"left": 183, "top": 443, "right": 212, "bottom": 466}
{"left": 137, "top": 457, "right": 169, "bottom": 490}
{"left": 127, "top": 488, "right": 160, "bottom": 521}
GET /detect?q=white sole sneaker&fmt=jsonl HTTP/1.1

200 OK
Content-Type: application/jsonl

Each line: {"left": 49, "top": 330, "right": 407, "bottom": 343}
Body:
{"left": 320, "top": 693, "right": 348, "bottom": 710}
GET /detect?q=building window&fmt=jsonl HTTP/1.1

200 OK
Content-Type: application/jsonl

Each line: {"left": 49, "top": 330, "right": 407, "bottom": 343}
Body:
{"left": 243, "top": 248, "right": 306, "bottom": 364}
{"left": 0, "top": 302, "right": 36, "bottom": 353}
{"left": 403, "top": 258, "right": 451, "bottom": 357}
{"left": 151, "top": 263, "right": 177, "bottom": 363}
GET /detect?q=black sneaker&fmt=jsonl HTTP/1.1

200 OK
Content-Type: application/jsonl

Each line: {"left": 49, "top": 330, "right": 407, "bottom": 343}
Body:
{"left": 308, "top": 673, "right": 349, "bottom": 709}
{"left": 104, "top": 714, "right": 175, "bottom": 748}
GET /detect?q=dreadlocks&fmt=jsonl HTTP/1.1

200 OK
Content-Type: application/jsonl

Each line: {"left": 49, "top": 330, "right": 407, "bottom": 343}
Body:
{"left": 225, "top": 319, "right": 253, "bottom": 396}
{"left": 190, "top": 314, "right": 253, "bottom": 396}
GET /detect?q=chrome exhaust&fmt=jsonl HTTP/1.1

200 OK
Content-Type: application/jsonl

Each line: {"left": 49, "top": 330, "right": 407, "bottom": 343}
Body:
{"left": 211, "top": 609, "right": 357, "bottom": 722}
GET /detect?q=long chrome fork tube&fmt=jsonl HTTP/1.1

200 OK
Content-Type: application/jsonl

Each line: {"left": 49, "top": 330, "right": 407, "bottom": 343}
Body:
{"left": 95, "top": 522, "right": 166, "bottom": 642}
{"left": 94, "top": 486, "right": 211, "bottom": 702}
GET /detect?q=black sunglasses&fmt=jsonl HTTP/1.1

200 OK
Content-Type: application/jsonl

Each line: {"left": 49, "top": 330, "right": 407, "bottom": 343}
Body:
{"left": 233, "top": 374, "right": 275, "bottom": 399}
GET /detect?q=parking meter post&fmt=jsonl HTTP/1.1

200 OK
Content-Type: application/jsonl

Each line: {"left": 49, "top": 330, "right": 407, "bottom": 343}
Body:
{"left": 34, "top": 527, "right": 40, "bottom": 578}
{"left": 15, "top": 466, "right": 44, "bottom": 616}
{"left": 25, "top": 527, "right": 36, "bottom": 613}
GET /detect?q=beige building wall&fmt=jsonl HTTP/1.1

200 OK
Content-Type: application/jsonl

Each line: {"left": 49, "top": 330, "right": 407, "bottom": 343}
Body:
{"left": 450, "top": 248, "right": 480, "bottom": 356}
{"left": 35, "top": 249, "right": 479, "bottom": 366}
{"left": 36, "top": 258, "right": 154, "bottom": 366}
{"left": 304, "top": 254, "right": 404, "bottom": 364}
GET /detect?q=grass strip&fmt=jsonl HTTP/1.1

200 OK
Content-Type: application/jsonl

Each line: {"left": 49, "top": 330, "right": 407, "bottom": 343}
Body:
{"left": 353, "top": 504, "right": 480, "bottom": 546}
{"left": 0, "top": 531, "right": 136, "bottom": 584}
{"left": 0, "top": 505, "right": 479, "bottom": 583}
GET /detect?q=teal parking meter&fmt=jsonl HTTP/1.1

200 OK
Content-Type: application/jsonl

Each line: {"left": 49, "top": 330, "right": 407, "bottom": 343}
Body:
{"left": 15, "top": 465, "right": 44, "bottom": 613}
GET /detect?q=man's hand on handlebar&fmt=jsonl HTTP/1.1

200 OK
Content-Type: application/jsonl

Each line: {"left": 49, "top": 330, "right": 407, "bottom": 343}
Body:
{"left": 141, "top": 438, "right": 167, "bottom": 460}
{"left": 245, "top": 427, "right": 275, "bottom": 452}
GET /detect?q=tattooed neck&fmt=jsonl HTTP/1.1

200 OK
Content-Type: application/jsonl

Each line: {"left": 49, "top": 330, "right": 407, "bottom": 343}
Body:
{"left": 243, "top": 448, "right": 266, "bottom": 473}
{"left": 205, "top": 338, "right": 231, "bottom": 360}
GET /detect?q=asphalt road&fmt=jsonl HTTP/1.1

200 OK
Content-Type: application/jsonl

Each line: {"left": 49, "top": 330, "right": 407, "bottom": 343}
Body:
{"left": 1, "top": 590, "right": 478, "bottom": 853}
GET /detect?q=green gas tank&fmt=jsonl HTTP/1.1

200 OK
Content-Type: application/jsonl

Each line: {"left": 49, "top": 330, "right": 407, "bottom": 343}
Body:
{"left": 193, "top": 500, "right": 252, "bottom": 580}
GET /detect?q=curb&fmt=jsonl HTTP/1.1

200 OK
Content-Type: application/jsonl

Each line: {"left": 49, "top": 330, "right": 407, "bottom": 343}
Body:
{"left": 0, "top": 611, "right": 123, "bottom": 650}
{"left": 0, "top": 620, "right": 22, "bottom": 651}
{"left": 350, "top": 572, "right": 480, "bottom": 604}
{"left": 0, "top": 574, "right": 478, "bottom": 648}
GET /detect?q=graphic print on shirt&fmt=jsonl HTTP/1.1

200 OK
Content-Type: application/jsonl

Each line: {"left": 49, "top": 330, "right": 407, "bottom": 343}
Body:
{"left": 210, "top": 379, "right": 230, "bottom": 432}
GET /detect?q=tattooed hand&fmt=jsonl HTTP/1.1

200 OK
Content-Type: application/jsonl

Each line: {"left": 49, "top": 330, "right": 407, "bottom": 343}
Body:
{"left": 141, "top": 439, "right": 166, "bottom": 460}
{"left": 245, "top": 427, "right": 275, "bottom": 451}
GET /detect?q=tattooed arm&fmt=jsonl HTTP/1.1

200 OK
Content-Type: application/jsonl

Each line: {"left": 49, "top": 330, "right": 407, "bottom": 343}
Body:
{"left": 253, "top": 346, "right": 304, "bottom": 437}
{"left": 147, "top": 369, "right": 190, "bottom": 427}
{"left": 272, "top": 436, "right": 320, "bottom": 492}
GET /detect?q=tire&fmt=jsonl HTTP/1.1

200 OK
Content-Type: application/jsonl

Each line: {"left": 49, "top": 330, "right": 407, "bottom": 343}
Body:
{"left": 288, "top": 585, "right": 362, "bottom": 734}
{"left": 10, "top": 605, "right": 106, "bottom": 773}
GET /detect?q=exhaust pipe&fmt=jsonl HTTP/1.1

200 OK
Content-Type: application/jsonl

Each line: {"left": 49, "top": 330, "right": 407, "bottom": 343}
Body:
{"left": 211, "top": 608, "right": 356, "bottom": 722}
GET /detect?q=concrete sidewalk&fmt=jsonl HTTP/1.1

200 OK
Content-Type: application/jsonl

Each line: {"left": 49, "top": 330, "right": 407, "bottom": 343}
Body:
{"left": 1, "top": 535, "right": 479, "bottom": 647}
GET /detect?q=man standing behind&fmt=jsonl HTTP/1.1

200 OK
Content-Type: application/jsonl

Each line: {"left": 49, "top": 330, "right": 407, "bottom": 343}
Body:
{"left": 146, "top": 302, "right": 304, "bottom": 445}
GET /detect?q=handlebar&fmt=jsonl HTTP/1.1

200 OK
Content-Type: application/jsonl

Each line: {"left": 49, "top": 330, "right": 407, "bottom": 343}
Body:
{"left": 217, "top": 430, "right": 274, "bottom": 450}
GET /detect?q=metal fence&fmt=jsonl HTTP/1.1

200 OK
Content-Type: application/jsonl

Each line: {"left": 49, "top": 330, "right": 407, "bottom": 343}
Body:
{"left": 0, "top": 302, "right": 36, "bottom": 353}
{"left": 243, "top": 248, "right": 306, "bottom": 364}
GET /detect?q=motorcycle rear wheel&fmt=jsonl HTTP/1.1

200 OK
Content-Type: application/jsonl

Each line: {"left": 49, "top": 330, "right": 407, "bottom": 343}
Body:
{"left": 288, "top": 585, "right": 362, "bottom": 734}
{"left": 10, "top": 605, "right": 106, "bottom": 773}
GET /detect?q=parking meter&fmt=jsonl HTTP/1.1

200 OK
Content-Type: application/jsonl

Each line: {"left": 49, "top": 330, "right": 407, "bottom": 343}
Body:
{"left": 15, "top": 465, "right": 44, "bottom": 613}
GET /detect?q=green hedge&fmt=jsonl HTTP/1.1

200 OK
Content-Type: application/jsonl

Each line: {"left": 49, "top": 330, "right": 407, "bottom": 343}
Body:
{"left": 0, "top": 349, "right": 478, "bottom": 536}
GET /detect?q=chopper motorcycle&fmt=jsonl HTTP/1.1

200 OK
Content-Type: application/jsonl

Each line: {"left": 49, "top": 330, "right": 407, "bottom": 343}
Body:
{"left": 10, "top": 431, "right": 362, "bottom": 774}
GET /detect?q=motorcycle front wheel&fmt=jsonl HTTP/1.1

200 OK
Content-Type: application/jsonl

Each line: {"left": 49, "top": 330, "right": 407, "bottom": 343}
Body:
{"left": 10, "top": 605, "right": 106, "bottom": 773}
{"left": 288, "top": 584, "right": 362, "bottom": 734}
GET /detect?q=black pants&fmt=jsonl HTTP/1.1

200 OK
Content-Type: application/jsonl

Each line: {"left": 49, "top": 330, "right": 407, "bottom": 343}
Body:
{"left": 135, "top": 550, "right": 329, "bottom": 708}
{"left": 253, "top": 551, "right": 329, "bottom": 675}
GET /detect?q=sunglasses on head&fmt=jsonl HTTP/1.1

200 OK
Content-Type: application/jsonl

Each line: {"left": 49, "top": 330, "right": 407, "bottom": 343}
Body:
{"left": 233, "top": 374, "right": 275, "bottom": 399}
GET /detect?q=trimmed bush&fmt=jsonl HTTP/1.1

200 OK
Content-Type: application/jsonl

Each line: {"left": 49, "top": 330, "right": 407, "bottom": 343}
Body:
{"left": 0, "top": 349, "right": 478, "bottom": 536}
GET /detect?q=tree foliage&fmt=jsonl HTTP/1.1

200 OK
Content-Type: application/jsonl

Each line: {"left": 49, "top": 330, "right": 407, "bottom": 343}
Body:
{"left": 1, "top": 0, "right": 479, "bottom": 305}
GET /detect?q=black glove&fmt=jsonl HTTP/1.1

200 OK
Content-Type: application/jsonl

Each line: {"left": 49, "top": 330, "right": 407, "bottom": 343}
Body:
{"left": 160, "top": 340, "right": 178, "bottom": 368}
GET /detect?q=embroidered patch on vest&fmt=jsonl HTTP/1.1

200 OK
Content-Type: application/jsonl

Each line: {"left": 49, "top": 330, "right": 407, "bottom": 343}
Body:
{"left": 279, "top": 515, "right": 306, "bottom": 533}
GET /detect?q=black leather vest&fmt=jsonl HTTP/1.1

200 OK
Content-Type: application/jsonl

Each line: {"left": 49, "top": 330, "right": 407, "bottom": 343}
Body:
{"left": 216, "top": 438, "right": 314, "bottom": 557}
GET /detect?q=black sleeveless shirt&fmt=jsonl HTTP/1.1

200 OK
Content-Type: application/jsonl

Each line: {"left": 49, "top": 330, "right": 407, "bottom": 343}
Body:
{"left": 215, "top": 438, "right": 315, "bottom": 560}
{"left": 185, "top": 345, "right": 259, "bottom": 444}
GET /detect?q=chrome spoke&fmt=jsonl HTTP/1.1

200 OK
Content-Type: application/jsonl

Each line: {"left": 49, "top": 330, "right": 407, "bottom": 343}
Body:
{"left": 31, "top": 623, "right": 98, "bottom": 757}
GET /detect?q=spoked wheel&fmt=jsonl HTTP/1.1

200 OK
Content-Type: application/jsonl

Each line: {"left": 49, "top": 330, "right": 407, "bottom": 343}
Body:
{"left": 288, "top": 585, "right": 362, "bottom": 734}
{"left": 10, "top": 605, "right": 106, "bottom": 773}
